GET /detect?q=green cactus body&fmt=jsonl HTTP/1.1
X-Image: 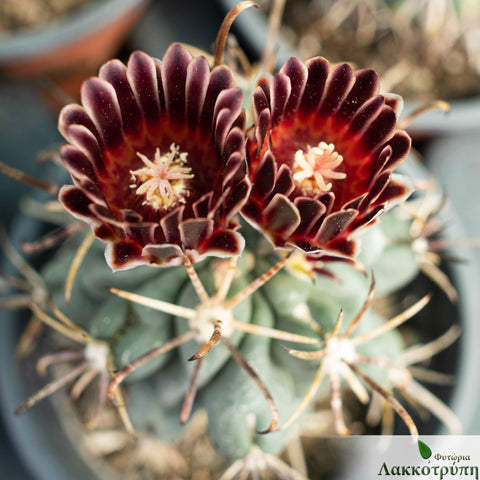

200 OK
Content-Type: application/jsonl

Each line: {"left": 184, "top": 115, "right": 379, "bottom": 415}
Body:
{"left": 35, "top": 212, "right": 420, "bottom": 463}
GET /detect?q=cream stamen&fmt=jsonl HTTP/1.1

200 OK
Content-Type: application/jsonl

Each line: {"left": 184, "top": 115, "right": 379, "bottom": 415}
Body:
{"left": 293, "top": 141, "right": 346, "bottom": 193}
{"left": 130, "top": 143, "right": 193, "bottom": 210}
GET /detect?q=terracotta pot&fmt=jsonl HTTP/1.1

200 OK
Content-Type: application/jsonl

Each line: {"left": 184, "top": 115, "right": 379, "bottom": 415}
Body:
{"left": 0, "top": 0, "right": 149, "bottom": 103}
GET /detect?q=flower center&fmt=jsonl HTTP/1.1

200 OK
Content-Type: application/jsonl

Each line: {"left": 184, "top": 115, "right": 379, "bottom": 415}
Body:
{"left": 130, "top": 143, "right": 194, "bottom": 210}
{"left": 293, "top": 141, "right": 346, "bottom": 194}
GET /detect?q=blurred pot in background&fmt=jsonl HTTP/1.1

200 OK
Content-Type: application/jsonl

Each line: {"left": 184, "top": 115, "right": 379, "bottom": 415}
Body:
{"left": 0, "top": 0, "right": 149, "bottom": 105}
{"left": 218, "top": 0, "right": 480, "bottom": 137}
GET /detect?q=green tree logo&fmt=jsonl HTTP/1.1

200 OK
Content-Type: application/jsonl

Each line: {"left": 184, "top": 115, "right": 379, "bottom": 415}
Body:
{"left": 418, "top": 440, "right": 432, "bottom": 459}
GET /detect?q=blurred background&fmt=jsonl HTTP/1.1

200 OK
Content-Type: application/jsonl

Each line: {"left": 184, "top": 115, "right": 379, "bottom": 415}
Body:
{"left": 1, "top": 1, "right": 480, "bottom": 478}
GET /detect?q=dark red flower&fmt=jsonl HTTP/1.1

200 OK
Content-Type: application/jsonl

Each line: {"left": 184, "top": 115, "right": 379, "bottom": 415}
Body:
{"left": 58, "top": 44, "right": 250, "bottom": 270}
{"left": 242, "top": 56, "right": 412, "bottom": 258}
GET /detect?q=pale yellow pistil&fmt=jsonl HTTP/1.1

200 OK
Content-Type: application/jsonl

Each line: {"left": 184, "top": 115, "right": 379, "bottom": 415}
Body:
{"left": 293, "top": 141, "right": 346, "bottom": 194}
{"left": 130, "top": 144, "right": 194, "bottom": 210}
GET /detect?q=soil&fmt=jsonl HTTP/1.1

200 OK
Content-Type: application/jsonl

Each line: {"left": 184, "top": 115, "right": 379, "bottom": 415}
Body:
{"left": 0, "top": 0, "right": 91, "bottom": 32}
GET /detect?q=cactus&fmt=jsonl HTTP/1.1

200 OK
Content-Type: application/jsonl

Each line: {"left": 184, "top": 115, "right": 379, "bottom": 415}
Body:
{"left": 0, "top": 2, "right": 463, "bottom": 479}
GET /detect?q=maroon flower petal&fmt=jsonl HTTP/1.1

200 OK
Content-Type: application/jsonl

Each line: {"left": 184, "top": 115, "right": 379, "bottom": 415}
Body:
{"left": 384, "top": 94, "right": 404, "bottom": 115}
{"left": 250, "top": 151, "right": 276, "bottom": 200}
{"left": 200, "top": 228, "right": 245, "bottom": 258}
{"left": 107, "top": 241, "right": 145, "bottom": 270}
{"left": 270, "top": 74, "right": 292, "bottom": 128}
{"left": 383, "top": 131, "right": 412, "bottom": 171}
{"left": 273, "top": 164, "right": 296, "bottom": 197}
{"left": 60, "top": 145, "right": 97, "bottom": 186}
{"left": 299, "top": 58, "right": 329, "bottom": 114}
{"left": 59, "top": 105, "right": 99, "bottom": 143}
{"left": 162, "top": 44, "right": 191, "bottom": 123}
{"left": 243, "top": 55, "right": 412, "bottom": 258}
{"left": 280, "top": 57, "right": 308, "bottom": 118}
{"left": 60, "top": 185, "right": 97, "bottom": 220}
{"left": 315, "top": 210, "right": 358, "bottom": 245}
{"left": 294, "top": 198, "right": 327, "bottom": 237}
{"left": 186, "top": 56, "right": 210, "bottom": 129}
{"left": 58, "top": 44, "right": 248, "bottom": 270}
{"left": 317, "top": 63, "right": 355, "bottom": 119}
{"left": 192, "top": 192, "right": 213, "bottom": 219}
{"left": 263, "top": 194, "right": 300, "bottom": 240}
{"left": 200, "top": 66, "right": 235, "bottom": 133}
{"left": 334, "top": 69, "right": 380, "bottom": 125}
{"left": 354, "top": 106, "right": 396, "bottom": 157}
{"left": 141, "top": 244, "right": 183, "bottom": 267}
{"left": 59, "top": 120, "right": 104, "bottom": 174}
{"left": 82, "top": 78, "right": 124, "bottom": 153}
{"left": 180, "top": 218, "right": 214, "bottom": 250}
{"left": 160, "top": 208, "right": 183, "bottom": 245}
{"left": 224, "top": 178, "right": 251, "bottom": 225}
{"left": 347, "top": 96, "right": 386, "bottom": 138}
{"left": 127, "top": 50, "right": 163, "bottom": 137}
{"left": 373, "top": 173, "right": 413, "bottom": 208}
{"left": 99, "top": 59, "right": 144, "bottom": 141}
